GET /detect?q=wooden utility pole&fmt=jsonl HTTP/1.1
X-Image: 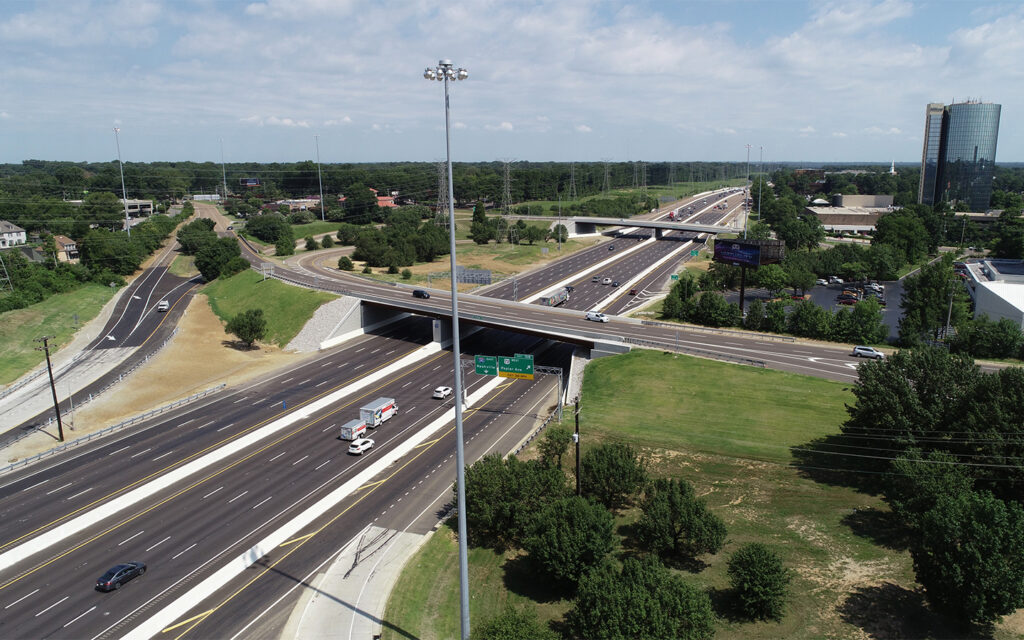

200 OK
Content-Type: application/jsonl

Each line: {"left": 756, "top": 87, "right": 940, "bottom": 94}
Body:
{"left": 34, "top": 335, "right": 64, "bottom": 442}
{"left": 574, "top": 398, "right": 581, "bottom": 496}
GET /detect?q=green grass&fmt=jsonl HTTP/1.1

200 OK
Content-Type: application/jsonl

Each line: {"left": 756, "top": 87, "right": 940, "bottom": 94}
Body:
{"left": 168, "top": 254, "right": 198, "bottom": 278}
{"left": 519, "top": 180, "right": 748, "bottom": 213}
{"left": 383, "top": 350, "right": 1021, "bottom": 639}
{"left": 202, "top": 270, "right": 335, "bottom": 347}
{"left": 0, "top": 284, "right": 116, "bottom": 385}
{"left": 291, "top": 220, "right": 342, "bottom": 238}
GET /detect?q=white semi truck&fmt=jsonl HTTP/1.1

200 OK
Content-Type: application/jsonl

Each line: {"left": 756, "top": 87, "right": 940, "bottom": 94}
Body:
{"left": 360, "top": 397, "right": 398, "bottom": 428}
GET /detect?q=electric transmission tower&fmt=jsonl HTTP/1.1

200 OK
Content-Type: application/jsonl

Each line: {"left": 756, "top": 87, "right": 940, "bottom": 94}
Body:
{"left": 434, "top": 161, "right": 449, "bottom": 229}
{"left": 0, "top": 252, "right": 12, "bottom": 293}
{"left": 640, "top": 161, "right": 647, "bottom": 193}
{"left": 568, "top": 162, "right": 578, "bottom": 201}
{"left": 501, "top": 160, "right": 513, "bottom": 216}
{"left": 668, "top": 162, "right": 676, "bottom": 187}
{"left": 602, "top": 159, "right": 611, "bottom": 195}
{"left": 632, "top": 162, "right": 639, "bottom": 190}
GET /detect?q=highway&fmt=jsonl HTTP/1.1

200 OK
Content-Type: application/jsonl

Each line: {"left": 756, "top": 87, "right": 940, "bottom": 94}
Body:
{"left": 0, "top": 319, "right": 567, "bottom": 638}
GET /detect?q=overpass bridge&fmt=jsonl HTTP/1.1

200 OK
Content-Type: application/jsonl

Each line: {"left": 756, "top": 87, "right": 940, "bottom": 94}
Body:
{"left": 506, "top": 214, "right": 738, "bottom": 238}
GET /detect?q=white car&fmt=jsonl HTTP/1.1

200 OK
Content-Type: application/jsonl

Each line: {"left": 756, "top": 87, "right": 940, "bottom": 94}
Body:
{"left": 815, "top": 278, "right": 828, "bottom": 286}
{"left": 851, "top": 346, "right": 885, "bottom": 360}
{"left": 601, "top": 277, "right": 612, "bottom": 285}
{"left": 432, "top": 386, "right": 453, "bottom": 399}
{"left": 348, "top": 438, "right": 375, "bottom": 455}
{"left": 585, "top": 311, "right": 609, "bottom": 323}
{"left": 156, "top": 300, "right": 169, "bottom": 312}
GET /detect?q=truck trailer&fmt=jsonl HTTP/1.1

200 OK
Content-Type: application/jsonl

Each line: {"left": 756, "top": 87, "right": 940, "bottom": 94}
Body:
{"left": 360, "top": 397, "right": 398, "bottom": 428}
{"left": 538, "top": 287, "right": 571, "bottom": 307}
{"left": 339, "top": 418, "right": 367, "bottom": 441}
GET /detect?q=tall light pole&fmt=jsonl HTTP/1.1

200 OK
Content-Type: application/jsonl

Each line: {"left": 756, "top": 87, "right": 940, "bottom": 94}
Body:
{"left": 744, "top": 144, "right": 752, "bottom": 239}
{"left": 757, "top": 145, "right": 764, "bottom": 222}
{"left": 113, "top": 127, "right": 130, "bottom": 237}
{"left": 220, "top": 138, "right": 228, "bottom": 202}
{"left": 315, "top": 134, "right": 325, "bottom": 221}
{"left": 423, "top": 58, "right": 470, "bottom": 640}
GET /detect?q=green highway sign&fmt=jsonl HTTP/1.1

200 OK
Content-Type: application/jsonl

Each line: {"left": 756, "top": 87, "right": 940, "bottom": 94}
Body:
{"left": 499, "top": 355, "right": 534, "bottom": 380}
{"left": 690, "top": 249, "right": 699, "bottom": 256}
{"left": 514, "top": 353, "right": 534, "bottom": 361}
{"left": 670, "top": 274, "right": 679, "bottom": 281}
{"left": 474, "top": 355, "right": 497, "bottom": 376}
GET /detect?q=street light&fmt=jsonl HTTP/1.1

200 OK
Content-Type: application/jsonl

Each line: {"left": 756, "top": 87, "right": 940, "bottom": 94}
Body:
{"left": 315, "top": 134, "right": 325, "bottom": 221}
{"left": 423, "top": 58, "right": 471, "bottom": 640}
{"left": 113, "top": 127, "right": 130, "bottom": 237}
{"left": 744, "top": 144, "right": 751, "bottom": 239}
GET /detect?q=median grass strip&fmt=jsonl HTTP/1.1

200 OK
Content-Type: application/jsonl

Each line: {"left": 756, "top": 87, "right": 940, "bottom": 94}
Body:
{"left": 202, "top": 270, "right": 334, "bottom": 347}
{"left": 381, "top": 350, "right": 1024, "bottom": 639}
{"left": 0, "top": 284, "right": 116, "bottom": 385}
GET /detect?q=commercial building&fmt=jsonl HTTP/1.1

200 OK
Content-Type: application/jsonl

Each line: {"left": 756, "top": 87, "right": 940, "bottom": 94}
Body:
{"left": 803, "top": 194, "right": 895, "bottom": 234}
{"left": 918, "top": 101, "right": 1001, "bottom": 212}
{"left": 961, "top": 259, "right": 1024, "bottom": 328}
{"left": 0, "top": 221, "right": 27, "bottom": 248}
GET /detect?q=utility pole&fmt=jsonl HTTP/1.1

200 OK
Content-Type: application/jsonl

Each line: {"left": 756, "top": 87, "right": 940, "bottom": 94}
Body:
{"left": 574, "top": 398, "right": 581, "bottom": 496}
{"left": 744, "top": 144, "right": 752, "bottom": 239}
{"left": 315, "top": 134, "right": 326, "bottom": 221}
{"left": 501, "top": 160, "right": 512, "bottom": 217}
{"left": 557, "top": 194, "right": 562, "bottom": 252}
{"left": 220, "top": 138, "right": 228, "bottom": 203}
{"left": 569, "top": 162, "right": 577, "bottom": 201}
{"left": 34, "top": 336, "right": 64, "bottom": 442}
{"left": 113, "top": 127, "right": 131, "bottom": 237}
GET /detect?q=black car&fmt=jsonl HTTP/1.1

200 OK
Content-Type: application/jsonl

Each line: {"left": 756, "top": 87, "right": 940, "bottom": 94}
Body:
{"left": 96, "top": 562, "right": 146, "bottom": 591}
{"left": 412, "top": 289, "right": 430, "bottom": 299}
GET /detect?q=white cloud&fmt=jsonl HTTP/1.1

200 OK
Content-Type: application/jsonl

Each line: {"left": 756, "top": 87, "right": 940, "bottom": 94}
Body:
{"left": 485, "top": 122, "right": 515, "bottom": 132}
{"left": 832, "top": 132, "right": 848, "bottom": 138}
{"left": 575, "top": 124, "right": 592, "bottom": 133}
{"left": 0, "top": 112, "right": 10, "bottom": 119}
{"left": 799, "top": 126, "right": 816, "bottom": 134}
{"left": 324, "top": 116, "right": 353, "bottom": 126}
{"left": 241, "top": 115, "right": 310, "bottom": 128}
{"left": 452, "top": 122, "right": 467, "bottom": 130}
{"left": 864, "top": 126, "right": 903, "bottom": 135}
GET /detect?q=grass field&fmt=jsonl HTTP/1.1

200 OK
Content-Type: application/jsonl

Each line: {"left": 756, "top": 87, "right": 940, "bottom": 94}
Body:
{"left": 0, "top": 284, "right": 116, "bottom": 385}
{"left": 519, "top": 180, "right": 747, "bottom": 213}
{"left": 201, "top": 270, "right": 335, "bottom": 347}
{"left": 383, "top": 350, "right": 1023, "bottom": 639}
{"left": 168, "top": 254, "right": 198, "bottom": 278}
{"left": 291, "top": 220, "right": 343, "bottom": 238}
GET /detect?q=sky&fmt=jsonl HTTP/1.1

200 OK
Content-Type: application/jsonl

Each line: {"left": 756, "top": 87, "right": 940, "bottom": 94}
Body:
{"left": 0, "top": 0, "right": 1020, "bottom": 165}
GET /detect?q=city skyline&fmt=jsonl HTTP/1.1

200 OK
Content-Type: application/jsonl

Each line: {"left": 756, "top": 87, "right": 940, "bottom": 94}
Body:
{"left": 0, "top": 0, "right": 1020, "bottom": 164}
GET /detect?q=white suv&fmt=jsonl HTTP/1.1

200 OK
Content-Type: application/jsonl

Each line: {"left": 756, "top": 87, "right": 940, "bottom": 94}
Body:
{"left": 851, "top": 346, "right": 885, "bottom": 359}
{"left": 157, "top": 300, "right": 170, "bottom": 312}
{"left": 585, "top": 311, "right": 609, "bottom": 323}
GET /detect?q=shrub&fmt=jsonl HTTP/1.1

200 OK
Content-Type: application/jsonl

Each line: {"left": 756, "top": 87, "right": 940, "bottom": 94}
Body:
{"left": 727, "top": 543, "right": 791, "bottom": 621}
{"left": 338, "top": 256, "right": 354, "bottom": 271}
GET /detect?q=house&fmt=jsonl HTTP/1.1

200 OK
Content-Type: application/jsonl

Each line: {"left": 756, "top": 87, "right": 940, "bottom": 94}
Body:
{"left": 54, "top": 235, "right": 80, "bottom": 263}
{"left": 0, "top": 221, "right": 26, "bottom": 248}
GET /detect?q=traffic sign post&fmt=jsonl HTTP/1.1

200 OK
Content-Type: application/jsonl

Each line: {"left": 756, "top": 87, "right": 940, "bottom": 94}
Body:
{"left": 498, "top": 355, "right": 534, "bottom": 380}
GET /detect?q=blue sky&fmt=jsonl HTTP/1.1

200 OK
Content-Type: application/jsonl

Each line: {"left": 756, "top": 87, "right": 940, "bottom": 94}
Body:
{"left": 0, "top": 0, "right": 1019, "bottom": 164}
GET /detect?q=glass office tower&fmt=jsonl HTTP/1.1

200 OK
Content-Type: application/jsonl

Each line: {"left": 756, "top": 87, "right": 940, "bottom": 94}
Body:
{"left": 918, "top": 101, "right": 1001, "bottom": 212}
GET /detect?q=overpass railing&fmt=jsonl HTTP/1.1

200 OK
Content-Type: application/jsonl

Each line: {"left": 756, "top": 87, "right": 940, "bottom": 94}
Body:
{"left": 624, "top": 335, "right": 766, "bottom": 368}
{"left": 639, "top": 319, "right": 795, "bottom": 342}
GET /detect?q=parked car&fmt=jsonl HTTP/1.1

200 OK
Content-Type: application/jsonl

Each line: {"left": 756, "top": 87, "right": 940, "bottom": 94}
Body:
{"left": 96, "top": 562, "right": 146, "bottom": 592}
{"left": 348, "top": 438, "right": 375, "bottom": 455}
{"left": 226, "top": 225, "right": 234, "bottom": 230}
{"left": 157, "top": 300, "right": 169, "bottom": 312}
{"left": 412, "top": 289, "right": 430, "bottom": 299}
{"left": 585, "top": 311, "right": 609, "bottom": 323}
{"left": 601, "top": 278, "right": 612, "bottom": 285}
{"left": 851, "top": 346, "right": 885, "bottom": 359}
{"left": 815, "top": 278, "right": 828, "bottom": 286}
{"left": 432, "top": 386, "right": 453, "bottom": 399}
{"left": 837, "top": 298, "right": 858, "bottom": 306}
{"left": 828, "top": 276, "right": 844, "bottom": 285}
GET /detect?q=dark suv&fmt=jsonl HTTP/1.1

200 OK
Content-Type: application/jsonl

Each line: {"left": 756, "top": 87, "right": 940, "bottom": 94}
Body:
{"left": 412, "top": 289, "right": 430, "bottom": 299}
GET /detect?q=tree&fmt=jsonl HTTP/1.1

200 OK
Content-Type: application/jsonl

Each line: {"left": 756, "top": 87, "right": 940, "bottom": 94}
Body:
{"left": 401, "top": 268, "right": 412, "bottom": 280}
{"left": 538, "top": 426, "right": 572, "bottom": 469}
{"left": 321, "top": 234, "right": 335, "bottom": 248}
{"left": 470, "top": 605, "right": 557, "bottom": 640}
{"left": 580, "top": 442, "right": 647, "bottom": 509}
{"left": 470, "top": 220, "right": 492, "bottom": 244}
{"left": 692, "top": 291, "right": 741, "bottom": 328}
{"left": 913, "top": 490, "right": 1024, "bottom": 625}
{"left": 337, "top": 256, "right": 354, "bottom": 271}
{"left": 195, "top": 237, "right": 242, "bottom": 281}
{"left": 523, "top": 495, "right": 614, "bottom": 589}
{"left": 275, "top": 235, "right": 295, "bottom": 256}
{"left": 897, "top": 254, "right": 968, "bottom": 344}
{"left": 727, "top": 543, "right": 792, "bottom": 621}
{"left": 225, "top": 308, "right": 266, "bottom": 349}
{"left": 176, "top": 218, "right": 217, "bottom": 255}
{"left": 342, "top": 183, "right": 379, "bottom": 224}
{"left": 522, "top": 224, "right": 546, "bottom": 244}
{"left": 635, "top": 477, "right": 726, "bottom": 559}
{"left": 874, "top": 210, "right": 930, "bottom": 264}
{"left": 304, "top": 236, "right": 320, "bottom": 251}
{"left": 548, "top": 224, "right": 569, "bottom": 244}
{"left": 755, "top": 264, "right": 788, "bottom": 298}
{"left": 744, "top": 298, "right": 765, "bottom": 331}
{"left": 566, "top": 556, "right": 714, "bottom": 640}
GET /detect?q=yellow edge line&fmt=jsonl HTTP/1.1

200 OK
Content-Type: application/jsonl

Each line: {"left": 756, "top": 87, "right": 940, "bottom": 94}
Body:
{"left": 279, "top": 533, "right": 315, "bottom": 547}
{"left": 160, "top": 610, "right": 214, "bottom": 633}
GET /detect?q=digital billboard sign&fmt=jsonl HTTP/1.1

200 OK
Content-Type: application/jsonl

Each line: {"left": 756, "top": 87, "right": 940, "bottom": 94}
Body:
{"left": 714, "top": 241, "right": 761, "bottom": 268}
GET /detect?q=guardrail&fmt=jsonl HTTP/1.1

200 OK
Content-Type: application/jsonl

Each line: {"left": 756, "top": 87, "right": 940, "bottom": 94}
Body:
{"left": 640, "top": 319, "right": 795, "bottom": 342}
{"left": 624, "top": 335, "right": 766, "bottom": 368}
{"left": 511, "top": 410, "right": 560, "bottom": 457}
{"left": 0, "top": 352, "right": 85, "bottom": 402}
{"left": 0, "top": 384, "right": 227, "bottom": 476}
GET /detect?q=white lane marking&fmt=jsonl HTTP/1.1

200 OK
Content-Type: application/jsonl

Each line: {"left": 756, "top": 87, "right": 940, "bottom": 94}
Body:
{"left": 401, "top": 381, "right": 412, "bottom": 388}
{"left": 198, "top": 420, "right": 215, "bottom": 429}
{"left": 108, "top": 446, "right": 130, "bottom": 456}
{"left": 268, "top": 452, "right": 286, "bottom": 462}
{"left": 216, "top": 423, "right": 234, "bottom": 432}
{"left": 354, "top": 364, "right": 364, "bottom": 370}
{"left": 316, "top": 380, "right": 329, "bottom": 387}
{"left": 202, "top": 487, "right": 224, "bottom": 500}
{"left": 118, "top": 531, "right": 145, "bottom": 546}
{"left": 180, "top": 419, "right": 194, "bottom": 426}
{"left": 63, "top": 605, "right": 96, "bottom": 628}
{"left": 299, "top": 379, "right": 311, "bottom": 385}
{"left": 321, "top": 424, "right": 335, "bottom": 433}
{"left": 314, "top": 460, "right": 331, "bottom": 471}
{"left": 66, "top": 488, "right": 93, "bottom": 501}
{"left": 292, "top": 455, "right": 308, "bottom": 466}
{"left": 281, "top": 377, "right": 294, "bottom": 384}
{"left": 21, "top": 479, "right": 49, "bottom": 492}
{"left": 233, "top": 398, "right": 246, "bottom": 404}
{"left": 385, "top": 350, "right": 395, "bottom": 355}
{"left": 146, "top": 536, "right": 170, "bottom": 552}
{"left": 228, "top": 491, "right": 248, "bottom": 503}
{"left": 152, "top": 451, "right": 174, "bottom": 461}
{"left": 354, "top": 347, "right": 365, "bottom": 352}
{"left": 45, "top": 482, "right": 73, "bottom": 495}
{"left": 5, "top": 588, "right": 39, "bottom": 609}
{"left": 130, "top": 448, "right": 152, "bottom": 459}
{"left": 320, "top": 362, "right": 331, "bottom": 367}
{"left": 370, "top": 348, "right": 380, "bottom": 354}
{"left": 251, "top": 496, "right": 272, "bottom": 510}
{"left": 171, "top": 543, "right": 196, "bottom": 560}
{"left": 251, "top": 399, "right": 262, "bottom": 406}
{"left": 35, "top": 596, "right": 69, "bottom": 617}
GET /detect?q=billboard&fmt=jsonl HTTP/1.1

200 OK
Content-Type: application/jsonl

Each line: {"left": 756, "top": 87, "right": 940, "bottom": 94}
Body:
{"left": 714, "top": 241, "right": 761, "bottom": 268}
{"left": 239, "top": 178, "right": 261, "bottom": 187}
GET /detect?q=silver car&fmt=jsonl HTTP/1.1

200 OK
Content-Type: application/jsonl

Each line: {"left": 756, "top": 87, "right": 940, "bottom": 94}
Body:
{"left": 851, "top": 346, "right": 885, "bottom": 359}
